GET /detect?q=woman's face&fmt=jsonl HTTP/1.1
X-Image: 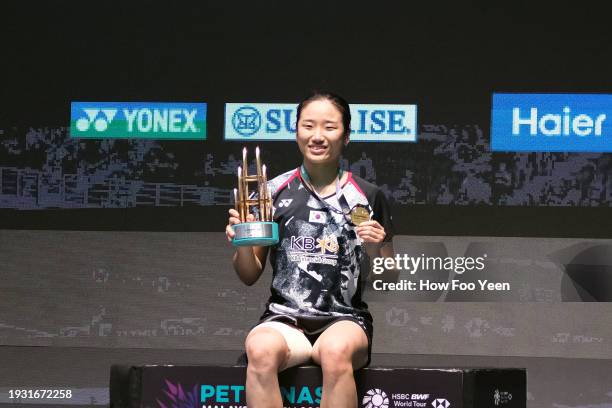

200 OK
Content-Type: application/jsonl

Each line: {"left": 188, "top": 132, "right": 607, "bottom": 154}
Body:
{"left": 296, "top": 99, "right": 348, "bottom": 167}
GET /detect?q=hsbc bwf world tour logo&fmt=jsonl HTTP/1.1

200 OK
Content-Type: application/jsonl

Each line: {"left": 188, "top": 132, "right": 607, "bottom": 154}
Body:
{"left": 362, "top": 388, "right": 449, "bottom": 408}
{"left": 70, "top": 102, "right": 207, "bottom": 140}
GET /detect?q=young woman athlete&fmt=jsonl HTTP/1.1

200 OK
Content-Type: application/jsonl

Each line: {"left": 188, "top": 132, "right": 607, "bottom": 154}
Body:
{"left": 226, "top": 91, "right": 394, "bottom": 408}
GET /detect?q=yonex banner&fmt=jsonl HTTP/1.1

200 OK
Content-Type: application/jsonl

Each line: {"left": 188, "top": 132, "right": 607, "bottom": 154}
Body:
{"left": 491, "top": 93, "right": 610, "bottom": 152}
{"left": 70, "top": 102, "right": 207, "bottom": 140}
{"left": 224, "top": 103, "right": 417, "bottom": 142}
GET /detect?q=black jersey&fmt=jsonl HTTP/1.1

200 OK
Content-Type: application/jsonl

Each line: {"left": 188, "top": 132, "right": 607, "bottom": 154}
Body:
{"left": 260, "top": 167, "right": 395, "bottom": 325}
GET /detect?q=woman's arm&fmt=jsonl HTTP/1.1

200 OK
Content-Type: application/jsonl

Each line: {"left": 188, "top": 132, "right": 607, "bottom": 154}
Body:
{"left": 358, "top": 220, "right": 398, "bottom": 283}
{"left": 232, "top": 245, "right": 269, "bottom": 286}
{"left": 226, "top": 208, "right": 270, "bottom": 286}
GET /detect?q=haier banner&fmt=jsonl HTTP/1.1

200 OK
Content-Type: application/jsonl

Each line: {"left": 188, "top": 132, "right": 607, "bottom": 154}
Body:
{"left": 224, "top": 103, "right": 417, "bottom": 142}
{"left": 491, "top": 93, "right": 611, "bottom": 152}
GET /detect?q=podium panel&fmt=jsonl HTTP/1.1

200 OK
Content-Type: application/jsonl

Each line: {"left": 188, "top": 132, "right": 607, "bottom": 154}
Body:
{"left": 110, "top": 365, "right": 525, "bottom": 408}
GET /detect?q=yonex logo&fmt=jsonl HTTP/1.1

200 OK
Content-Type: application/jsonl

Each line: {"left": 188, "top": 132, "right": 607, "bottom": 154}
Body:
{"left": 362, "top": 388, "right": 389, "bottom": 408}
{"left": 70, "top": 102, "right": 207, "bottom": 140}
{"left": 74, "top": 108, "right": 198, "bottom": 133}
{"left": 278, "top": 199, "right": 293, "bottom": 207}
{"left": 232, "top": 106, "right": 261, "bottom": 136}
{"left": 432, "top": 398, "right": 450, "bottom": 408}
{"left": 75, "top": 109, "right": 118, "bottom": 132}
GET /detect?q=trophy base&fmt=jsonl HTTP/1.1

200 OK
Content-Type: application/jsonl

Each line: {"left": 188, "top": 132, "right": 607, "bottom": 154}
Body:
{"left": 232, "top": 221, "right": 279, "bottom": 247}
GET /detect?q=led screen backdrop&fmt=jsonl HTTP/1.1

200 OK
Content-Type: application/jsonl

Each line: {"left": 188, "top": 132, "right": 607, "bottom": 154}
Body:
{"left": 1, "top": 122, "right": 610, "bottom": 212}
{"left": 1, "top": 2, "right": 611, "bottom": 236}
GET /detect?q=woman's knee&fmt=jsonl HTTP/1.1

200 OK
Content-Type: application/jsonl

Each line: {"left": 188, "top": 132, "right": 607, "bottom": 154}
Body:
{"left": 317, "top": 339, "right": 354, "bottom": 376}
{"left": 245, "top": 328, "right": 289, "bottom": 372}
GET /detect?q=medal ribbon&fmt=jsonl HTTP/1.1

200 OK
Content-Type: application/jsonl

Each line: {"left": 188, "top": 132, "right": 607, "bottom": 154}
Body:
{"left": 299, "top": 164, "right": 353, "bottom": 223}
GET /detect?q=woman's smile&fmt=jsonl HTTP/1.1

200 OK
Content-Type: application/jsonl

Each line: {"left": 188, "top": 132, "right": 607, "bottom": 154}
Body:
{"left": 308, "top": 144, "right": 328, "bottom": 155}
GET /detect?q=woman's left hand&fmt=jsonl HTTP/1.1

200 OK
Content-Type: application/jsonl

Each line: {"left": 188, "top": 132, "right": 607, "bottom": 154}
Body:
{"left": 356, "top": 220, "right": 386, "bottom": 243}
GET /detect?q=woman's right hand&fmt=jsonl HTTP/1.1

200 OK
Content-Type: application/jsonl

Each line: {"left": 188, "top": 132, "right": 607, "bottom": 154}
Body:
{"left": 226, "top": 208, "right": 255, "bottom": 242}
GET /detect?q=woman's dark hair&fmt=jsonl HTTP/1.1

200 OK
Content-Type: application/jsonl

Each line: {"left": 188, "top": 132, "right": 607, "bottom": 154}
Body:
{"left": 296, "top": 90, "right": 351, "bottom": 138}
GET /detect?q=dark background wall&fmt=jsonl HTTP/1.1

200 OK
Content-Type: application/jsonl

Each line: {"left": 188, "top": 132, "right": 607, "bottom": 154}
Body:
{"left": 1, "top": 1, "right": 612, "bottom": 407}
{"left": 1, "top": 1, "right": 612, "bottom": 235}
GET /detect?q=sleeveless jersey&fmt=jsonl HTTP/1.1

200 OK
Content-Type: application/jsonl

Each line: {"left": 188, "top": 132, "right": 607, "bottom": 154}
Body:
{"left": 260, "top": 167, "right": 394, "bottom": 325}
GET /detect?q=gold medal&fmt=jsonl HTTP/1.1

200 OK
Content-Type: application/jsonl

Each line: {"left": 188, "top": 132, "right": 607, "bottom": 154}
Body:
{"left": 350, "top": 206, "right": 370, "bottom": 225}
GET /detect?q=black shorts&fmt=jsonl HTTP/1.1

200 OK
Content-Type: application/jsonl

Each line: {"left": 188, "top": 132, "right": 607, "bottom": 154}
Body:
{"left": 250, "top": 312, "right": 373, "bottom": 368}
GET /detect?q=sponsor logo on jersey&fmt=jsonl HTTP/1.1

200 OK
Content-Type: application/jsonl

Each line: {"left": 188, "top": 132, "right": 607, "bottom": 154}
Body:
{"left": 288, "top": 234, "right": 339, "bottom": 266}
{"left": 315, "top": 236, "right": 339, "bottom": 254}
{"left": 278, "top": 199, "right": 293, "bottom": 208}
{"left": 290, "top": 235, "right": 338, "bottom": 255}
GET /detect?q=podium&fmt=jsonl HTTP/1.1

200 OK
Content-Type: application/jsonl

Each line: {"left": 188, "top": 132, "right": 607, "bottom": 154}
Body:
{"left": 110, "top": 364, "right": 525, "bottom": 408}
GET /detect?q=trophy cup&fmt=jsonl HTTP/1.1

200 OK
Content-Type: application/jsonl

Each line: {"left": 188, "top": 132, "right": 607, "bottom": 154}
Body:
{"left": 232, "top": 146, "right": 279, "bottom": 246}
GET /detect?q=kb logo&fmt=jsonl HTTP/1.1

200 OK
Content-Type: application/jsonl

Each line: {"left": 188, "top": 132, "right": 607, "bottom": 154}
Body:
{"left": 75, "top": 108, "right": 118, "bottom": 132}
{"left": 232, "top": 106, "right": 261, "bottom": 136}
{"left": 290, "top": 236, "right": 316, "bottom": 251}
